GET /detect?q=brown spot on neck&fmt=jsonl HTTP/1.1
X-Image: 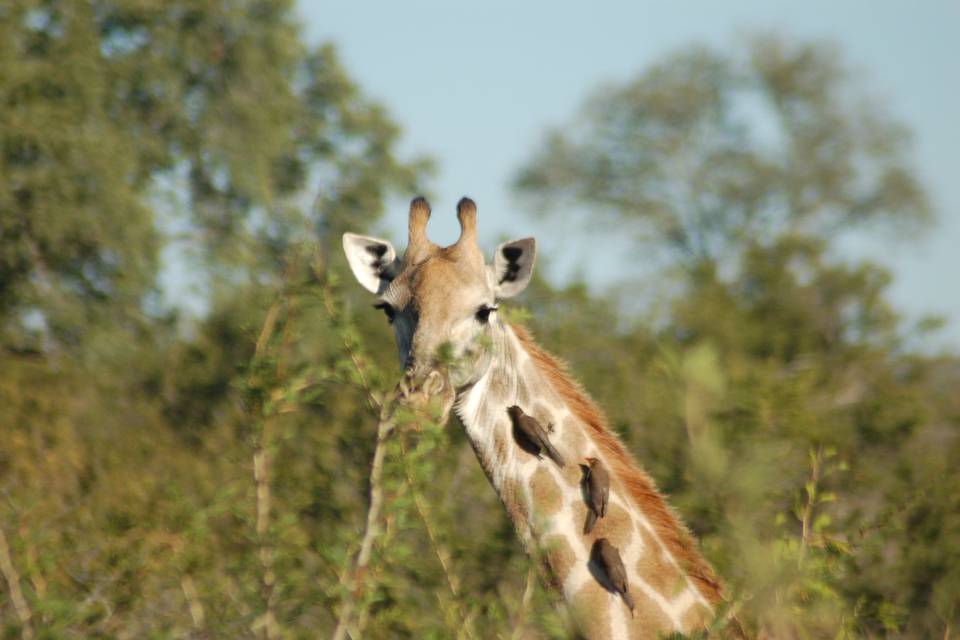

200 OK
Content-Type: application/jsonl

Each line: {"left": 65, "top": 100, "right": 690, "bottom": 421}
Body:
{"left": 511, "top": 323, "right": 725, "bottom": 606}
{"left": 529, "top": 467, "right": 563, "bottom": 518}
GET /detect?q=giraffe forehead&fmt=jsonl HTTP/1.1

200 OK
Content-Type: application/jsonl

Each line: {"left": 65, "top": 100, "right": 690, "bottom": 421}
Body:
{"left": 402, "top": 256, "right": 491, "bottom": 314}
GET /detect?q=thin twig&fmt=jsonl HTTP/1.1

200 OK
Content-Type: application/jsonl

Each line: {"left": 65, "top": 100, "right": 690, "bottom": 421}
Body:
{"left": 798, "top": 445, "right": 822, "bottom": 567}
{"left": 509, "top": 566, "right": 537, "bottom": 640}
{"left": 251, "top": 300, "right": 283, "bottom": 640}
{"left": 255, "top": 302, "right": 283, "bottom": 357}
{"left": 355, "top": 496, "right": 404, "bottom": 639}
{"left": 253, "top": 437, "right": 278, "bottom": 639}
{"left": 331, "top": 390, "right": 400, "bottom": 640}
{"left": 315, "top": 255, "right": 400, "bottom": 639}
{"left": 180, "top": 574, "right": 207, "bottom": 634}
{"left": 399, "top": 437, "right": 463, "bottom": 598}
{"left": 398, "top": 436, "right": 476, "bottom": 640}
{"left": 0, "top": 523, "right": 34, "bottom": 640}
{"left": 24, "top": 540, "right": 45, "bottom": 603}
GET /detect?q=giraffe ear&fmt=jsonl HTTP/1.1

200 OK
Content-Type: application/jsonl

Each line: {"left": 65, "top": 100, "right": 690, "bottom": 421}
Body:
{"left": 490, "top": 237, "right": 536, "bottom": 298}
{"left": 342, "top": 233, "right": 400, "bottom": 294}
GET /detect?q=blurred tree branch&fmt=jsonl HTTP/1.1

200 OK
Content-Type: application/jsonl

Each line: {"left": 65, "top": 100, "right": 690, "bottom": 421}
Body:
{"left": 0, "top": 523, "right": 34, "bottom": 640}
{"left": 331, "top": 387, "right": 399, "bottom": 640}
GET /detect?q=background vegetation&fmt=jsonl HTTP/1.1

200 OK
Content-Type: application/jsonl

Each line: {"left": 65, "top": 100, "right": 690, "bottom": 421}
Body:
{"left": 1, "top": 2, "right": 957, "bottom": 638}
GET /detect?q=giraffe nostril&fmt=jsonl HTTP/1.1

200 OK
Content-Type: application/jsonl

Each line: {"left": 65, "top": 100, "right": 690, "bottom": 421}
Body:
{"left": 404, "top": 356, "right": 415, "bottom": 371}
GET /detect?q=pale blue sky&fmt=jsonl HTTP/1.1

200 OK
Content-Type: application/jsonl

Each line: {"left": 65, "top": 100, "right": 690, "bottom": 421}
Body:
{"left": 299, "top": 1, "right": 959, "bottom": 349}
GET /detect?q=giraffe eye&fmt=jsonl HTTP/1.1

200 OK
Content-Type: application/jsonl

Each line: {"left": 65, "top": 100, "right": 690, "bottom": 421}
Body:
{"left": 475, "top": 304, "right": 498, "bottom": 324}
{"left": 373, "top": 302, "right": 396, "bottom": 324}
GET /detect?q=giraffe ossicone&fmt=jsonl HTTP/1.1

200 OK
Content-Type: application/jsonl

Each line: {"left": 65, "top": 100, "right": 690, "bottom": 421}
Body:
{"left": 343, "top": 197, "right": 729, "bottom": 639}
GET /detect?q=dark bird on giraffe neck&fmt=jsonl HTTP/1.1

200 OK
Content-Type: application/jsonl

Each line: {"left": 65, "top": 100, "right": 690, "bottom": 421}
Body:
{"left": 582, "top": 457, "right": 609, "bottom": 534}
{"left": 507, "top": 405, "right": 565, "bottom": 468}
{"left": 592, "top": 538, "right": 635, "bottom": 616}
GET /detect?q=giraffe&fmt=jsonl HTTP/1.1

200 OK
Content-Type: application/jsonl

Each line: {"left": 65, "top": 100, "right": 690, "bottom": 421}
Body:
{"left": 342, "top": 197, "right": 727, "bottom": 639}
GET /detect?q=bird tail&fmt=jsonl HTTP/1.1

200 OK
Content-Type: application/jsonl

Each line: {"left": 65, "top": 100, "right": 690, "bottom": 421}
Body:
{"left": 543, "top": 441, "right": 565, "bottom": 468}
{"left": 622, "top": 591, "right": 636, "bottom": 617}
{"left": 584, "top": 509, "right": 598, "bottom": 534}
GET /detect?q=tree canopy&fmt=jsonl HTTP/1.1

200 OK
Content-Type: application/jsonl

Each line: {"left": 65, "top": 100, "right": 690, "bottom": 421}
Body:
{"left": 1, "top": 0, "right": 426, "bottom": 353}
{"left": 515, "top": 36, "right": 931, "bottom": 268}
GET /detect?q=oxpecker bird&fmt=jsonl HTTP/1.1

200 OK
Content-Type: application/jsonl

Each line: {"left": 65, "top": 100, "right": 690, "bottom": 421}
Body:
{"left": 593, "top": 538, "right": 635, "bottom": 616}
{"left": 582, "top": 456, "right": 609, "bottom": 534}
{"left": 507, "top": 405, "right": 565, "bottom": 468}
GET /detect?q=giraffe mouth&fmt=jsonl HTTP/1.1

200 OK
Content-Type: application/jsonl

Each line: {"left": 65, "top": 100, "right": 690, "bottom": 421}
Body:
{"left": 396, "top": 369, "right": 456, "bottom": 423}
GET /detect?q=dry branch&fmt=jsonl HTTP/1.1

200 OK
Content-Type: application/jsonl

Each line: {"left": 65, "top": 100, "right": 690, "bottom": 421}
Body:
{"left": 331, "top": 389, "right": 399, "bottom": 640}
{"left": 0, "top": 523, "right": 34, "bottom": 640}
{"left": 398, "top": 435, "right": 476, "bottom": 640}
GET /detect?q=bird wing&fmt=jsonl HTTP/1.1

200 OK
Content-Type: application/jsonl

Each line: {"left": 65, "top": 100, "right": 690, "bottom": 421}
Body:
{"left": 589, "top": 465, "right": 609, "bottom": 518}
{"left": 519, "top": 416, "right": 541, "bottom": 442}
{"left": 584, "top": 509, "right": 598, "bottom": 535}
{"left": 542, "top": 439, "right": 565, "bottom": 468}
{"left": 596, "top": 466, "right": 609, "bottom": 517}
{"left": 529, "top": 417, "right": 564, "bottom": 466}
{"left": 602, "top": 545, "right": 629, "bottom": 593}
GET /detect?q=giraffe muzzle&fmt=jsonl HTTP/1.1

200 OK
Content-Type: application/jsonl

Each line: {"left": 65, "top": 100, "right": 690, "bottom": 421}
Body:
{"left": 397, "top": 368, "right": 455, "bottom": 418}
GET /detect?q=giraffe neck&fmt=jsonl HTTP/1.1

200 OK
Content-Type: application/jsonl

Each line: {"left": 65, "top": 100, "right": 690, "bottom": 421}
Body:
{"left": 453, "top": 321, "right": 719, "bottom": 639}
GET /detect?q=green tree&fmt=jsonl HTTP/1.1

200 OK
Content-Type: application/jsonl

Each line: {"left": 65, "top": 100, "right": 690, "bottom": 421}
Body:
{"left": 1, "top": 0, "right": 427, "bottom": 354}
{"left": 515, "top": 36, "right": 930, "bottom": 269}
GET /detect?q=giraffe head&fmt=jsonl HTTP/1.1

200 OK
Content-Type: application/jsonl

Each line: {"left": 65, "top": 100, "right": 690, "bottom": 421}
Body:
{"left": 342, "top": 196, "right": 536, "bottom": 395}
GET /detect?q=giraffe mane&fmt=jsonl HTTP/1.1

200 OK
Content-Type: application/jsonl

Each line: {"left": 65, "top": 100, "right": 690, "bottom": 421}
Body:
{"left": 511, "top": 323, "right": 725, "bottom": 605}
